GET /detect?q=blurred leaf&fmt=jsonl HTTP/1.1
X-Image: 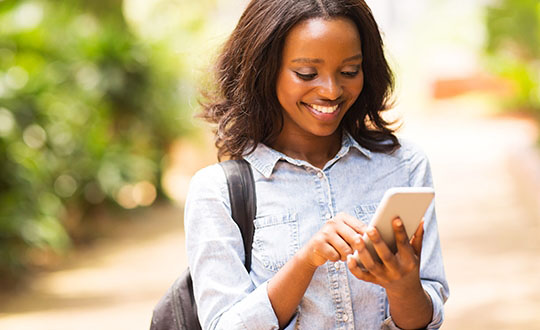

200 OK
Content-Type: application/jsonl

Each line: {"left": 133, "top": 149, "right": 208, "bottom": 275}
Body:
{"left": 0, "top": 0, "right": 210, "bottom": 282}
{"left": 484, "top": 0, "right": 540, "bottom": 113}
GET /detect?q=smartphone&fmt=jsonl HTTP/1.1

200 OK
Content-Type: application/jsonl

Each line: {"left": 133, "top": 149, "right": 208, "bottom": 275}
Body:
{"left": 353, "top": 187, "right": 434, "bottom": 265}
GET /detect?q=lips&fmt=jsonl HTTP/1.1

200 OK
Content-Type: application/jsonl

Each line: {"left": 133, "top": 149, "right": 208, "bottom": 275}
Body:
{"left": 308, "top": 103, "right": 339, "bottom": 114}
{"left": 302, "top": 102, "right": 342, "bottom": 121}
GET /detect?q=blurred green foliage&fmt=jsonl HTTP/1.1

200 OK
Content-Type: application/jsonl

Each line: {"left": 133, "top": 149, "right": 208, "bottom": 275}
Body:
{"left": 0, "top": 0, "right": 201, "bottom": 283}
{"left": 485, "top": 0, "right": 540, "bottom": 114}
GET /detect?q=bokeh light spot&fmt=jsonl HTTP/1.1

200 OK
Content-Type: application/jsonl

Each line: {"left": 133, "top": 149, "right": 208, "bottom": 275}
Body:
{"left": 0, "top": 107, "right": 16, "bottom": 137}
{"left": 54, "top": 174, "right": 78, "bottom": 198}
{"left": 13, "top": 2, "right": 44, "bottom": 31}
{"left": 5, "top": 66, "right": 29, "bottom": 90}
{"left": 76, "top": 65, "right": 101, "bottom": 91}
{"left": 23, "top": 124, "right": 47, "bottom": 149}
{"left": 133, "top": 181, "right": 157, "bottom": 207}
{"left": 83, "top": 182, "right": 106, "bottom": 205}
{"left": 116, "top": 184, "right": 138, "bottom": 209}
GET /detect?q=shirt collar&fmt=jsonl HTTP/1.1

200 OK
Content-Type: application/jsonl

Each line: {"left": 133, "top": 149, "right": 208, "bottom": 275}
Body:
{"left": 244, "top": 131, "right": 372, "bottom": 178}
{"left": 339, "top": 130, "right": 372, "bottom": 160}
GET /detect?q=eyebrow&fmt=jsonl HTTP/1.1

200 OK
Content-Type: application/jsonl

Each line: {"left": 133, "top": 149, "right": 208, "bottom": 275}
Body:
{"left": 291, "top": 53, "right": 363, "bottom": 64}
{"left": 343, "top": 53, "right": 363, "bottom": 63}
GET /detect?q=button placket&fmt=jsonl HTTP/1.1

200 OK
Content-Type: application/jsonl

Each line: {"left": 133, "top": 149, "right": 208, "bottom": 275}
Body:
{"left": 316, "top": 170, "right": 334, "bottom": 221}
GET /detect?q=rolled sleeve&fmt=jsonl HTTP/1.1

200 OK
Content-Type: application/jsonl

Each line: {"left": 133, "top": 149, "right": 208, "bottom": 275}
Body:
{"left": 217, "top": 282, "right": 279, "bottom": 329}
{"left": 185, "top": 165, "right": 279, "bottom": 330}
{"left": 382, "top": 282, "right": 446, "bottom": 330}
{"left": 423, "top": 281, "right": 446, "bottom": 329}
{"left": 381, "top": 316, "right": 401, "bottom": 330}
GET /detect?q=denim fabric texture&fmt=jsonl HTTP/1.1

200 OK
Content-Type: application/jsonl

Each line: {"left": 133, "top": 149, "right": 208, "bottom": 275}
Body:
{"left": 184, "top": 132, "right": 449, "bottom": 330}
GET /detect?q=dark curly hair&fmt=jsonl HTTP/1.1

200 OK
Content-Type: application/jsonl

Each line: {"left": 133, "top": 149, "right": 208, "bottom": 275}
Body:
{"left": 199, "top": 0, "right": 400, "bottom": 160}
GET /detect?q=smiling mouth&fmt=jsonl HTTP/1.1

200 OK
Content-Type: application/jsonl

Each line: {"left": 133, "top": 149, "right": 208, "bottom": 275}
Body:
{"left": 304, "top": 103, "right": 340, "bottom": 114}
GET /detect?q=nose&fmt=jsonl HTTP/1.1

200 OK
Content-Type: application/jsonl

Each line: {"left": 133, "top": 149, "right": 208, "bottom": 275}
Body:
{"left": 316, "top": 75, "right": 343, "bottom": 101}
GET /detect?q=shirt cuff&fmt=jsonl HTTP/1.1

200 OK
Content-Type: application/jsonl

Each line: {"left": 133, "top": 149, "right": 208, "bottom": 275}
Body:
{"left": 382, "top": 316, "right": 402, "bottom": 330}
{"left": 382, "top": 285, "right": 445, "bottom": 330}
{"left": 424, "top": 284, "right": 445, "bottom": 329}
{"left": 223, "top": 281, "right": 279, "bottom": 330}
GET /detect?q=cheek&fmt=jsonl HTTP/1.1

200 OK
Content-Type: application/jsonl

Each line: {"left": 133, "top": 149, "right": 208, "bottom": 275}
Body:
{"left": 345, "top": 76, "right": 364, "bottom": 100}
{"left": 353, "top": 75, "right": 365, "bottom": 98}
{"left": 276, "top": 85, "right": 292, "bottom": 109}
{"left": 342, "top": 77, "right": 364, "bottom": 111}
{"left": 277, "top": 75, "right": 305, "bottom": 106}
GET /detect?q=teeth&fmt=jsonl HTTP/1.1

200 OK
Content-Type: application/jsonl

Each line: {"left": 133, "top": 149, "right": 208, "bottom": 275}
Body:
{"left": 309, "top": 104, "right": 339, "bottom": 113}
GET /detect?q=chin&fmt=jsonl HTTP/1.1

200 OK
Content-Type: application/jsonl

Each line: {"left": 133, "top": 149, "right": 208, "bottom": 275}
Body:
{"left": 310, "top": 127, "right": 341, "bottom": 138}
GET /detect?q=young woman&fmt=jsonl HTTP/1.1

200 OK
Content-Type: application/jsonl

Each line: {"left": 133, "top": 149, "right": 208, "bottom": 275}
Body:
{"left": 185, "top": 0, "right": 449, "bottom": 329}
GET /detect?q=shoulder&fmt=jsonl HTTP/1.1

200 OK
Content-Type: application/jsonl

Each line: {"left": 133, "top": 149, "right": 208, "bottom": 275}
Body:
{"left": 393, "top": 137, "right": 430, "bottom": 164}
{"left": 187, "top": 163, "right": 229, "bottom": 203}
{"left": 367, "top": 137, "right": 429, "bottom": 166}
{"left": 184, "top": 163, "right": 234, "bottom": 232}
{"left": 394, "top": 137, "right": 433, "bottom": 186}
{"left": 190, "top": 163, "right": 227, "bottom": 185}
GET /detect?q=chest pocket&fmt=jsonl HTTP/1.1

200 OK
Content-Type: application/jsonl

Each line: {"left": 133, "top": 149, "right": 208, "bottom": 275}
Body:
{"left": 354, "top": 203, "right": 379, "bottom": 225}
{"left": 253, "top": 212, "right": 299, "bottom": 272}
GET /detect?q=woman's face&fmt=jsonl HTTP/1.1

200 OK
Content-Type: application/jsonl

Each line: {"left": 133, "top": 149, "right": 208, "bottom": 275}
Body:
{"left": 276, "top": 17, "right": 364, "bottom": 140}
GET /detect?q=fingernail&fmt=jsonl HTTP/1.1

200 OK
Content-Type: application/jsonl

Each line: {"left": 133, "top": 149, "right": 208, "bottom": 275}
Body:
{"left": 395, "top": 219, "right": 403, "bottom": 227}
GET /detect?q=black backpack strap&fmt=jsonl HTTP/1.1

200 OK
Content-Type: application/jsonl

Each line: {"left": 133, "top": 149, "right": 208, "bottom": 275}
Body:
{"left": 219, "top": 159, "right": 256, "bottom": 271}
{"left": 150, "top": 159, "right": 256, "bottom": 330}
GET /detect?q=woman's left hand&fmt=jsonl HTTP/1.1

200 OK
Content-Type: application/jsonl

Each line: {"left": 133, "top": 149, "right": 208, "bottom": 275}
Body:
{"left": 347, "top": 218, "right": 433, "bottom": 329}
{"left": 346, "top": 218, "right": 424, "bottom": 293}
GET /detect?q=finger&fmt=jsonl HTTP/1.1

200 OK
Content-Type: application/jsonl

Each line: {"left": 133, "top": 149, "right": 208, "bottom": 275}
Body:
{"left": 326, "top": 230, "right": 355, "bottom": 261}
{"left": 319, "top": 221, "right": 356, "bottom": 261}
{"left": 312, "top": 239, "right": 342, "bottom": 263}
{"left": 365, "top": 226, "right": 399, "bottom": 270}
{"left": 335, "top": 212, "right": 368, "bottom": 235}
{"left": 348, "top": 232, "right": 364, "bottom": 253}
{"left": 326, "top": 217, "right": 365, "bottom": 259}
{"left": 393, "top": 218, "right": 417, "bottom": 262}
{"left": 353, "top": 238, "right": 385, "bottom": 276}
{"left": 334, "top": 218, "right": 365, "bottom": 254}
{"left": 346, "top": 254, "right": 377, "bottom": 283}
{"left": 410, "top": 219, "right": 425, "bottom": 257}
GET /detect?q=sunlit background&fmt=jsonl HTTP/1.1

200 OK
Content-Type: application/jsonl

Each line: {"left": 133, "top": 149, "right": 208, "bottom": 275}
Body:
{"left": 0, "top": 0, "right": 539, "bottom": 329}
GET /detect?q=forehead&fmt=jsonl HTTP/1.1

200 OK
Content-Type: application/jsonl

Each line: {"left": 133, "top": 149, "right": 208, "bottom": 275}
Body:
{"left": 282, "top": 17, "right": 362, "bottom": 60}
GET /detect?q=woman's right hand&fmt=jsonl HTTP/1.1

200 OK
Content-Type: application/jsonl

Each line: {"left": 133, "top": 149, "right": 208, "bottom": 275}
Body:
{"left": 299, "top": 212, "right": 367, "bottom": 269}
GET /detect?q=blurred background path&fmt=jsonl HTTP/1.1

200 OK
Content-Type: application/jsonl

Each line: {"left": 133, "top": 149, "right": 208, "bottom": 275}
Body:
{"left": 403, "top": 106, "right": 540, "bottom": 330}
{"left": 0, "top": 100, "right": 539, "bottom": 330}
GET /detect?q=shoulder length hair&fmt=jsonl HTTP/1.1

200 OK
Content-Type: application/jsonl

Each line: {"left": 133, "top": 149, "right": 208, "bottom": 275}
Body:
{"left": 199, "top": 0, "right": 400, "bottom": 160}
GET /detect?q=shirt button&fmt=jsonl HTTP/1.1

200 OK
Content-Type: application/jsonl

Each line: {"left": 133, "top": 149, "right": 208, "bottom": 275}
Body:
{"left": 334, "top": 262, "right": 340, "bottom": 270}
{"left": 342, "top": 313, "right": 349, "bottom": 322}
{"left": 325, "top": 213, "right": 332, "bottom": 220}
{"left": 317, "top": 172, "right": 323, "bottom": 178}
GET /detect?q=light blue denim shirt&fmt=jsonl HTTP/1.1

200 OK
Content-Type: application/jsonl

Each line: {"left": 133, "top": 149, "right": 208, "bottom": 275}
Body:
{"left": 185, "top": 132, "right": 449, "bottom": 330}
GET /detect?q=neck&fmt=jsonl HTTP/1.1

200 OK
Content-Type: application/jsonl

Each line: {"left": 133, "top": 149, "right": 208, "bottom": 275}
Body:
{"left": 271, "top": 129, "right": 342, "bottom": 169}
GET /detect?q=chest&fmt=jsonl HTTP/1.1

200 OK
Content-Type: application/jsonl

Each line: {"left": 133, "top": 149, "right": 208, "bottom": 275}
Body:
{"left": 250, "top": 158, "right": 410, "bottom": 274}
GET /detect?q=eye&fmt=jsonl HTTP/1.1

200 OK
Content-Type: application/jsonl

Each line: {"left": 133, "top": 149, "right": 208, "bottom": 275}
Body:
{"left": 341, "top": 70, "right": 359, "bottom": 77}
{"left": 341, "top": 65, "right": 361, "bottom": 78}
{"left": 294, "top": 72, "right": 317, "bottom": 80}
